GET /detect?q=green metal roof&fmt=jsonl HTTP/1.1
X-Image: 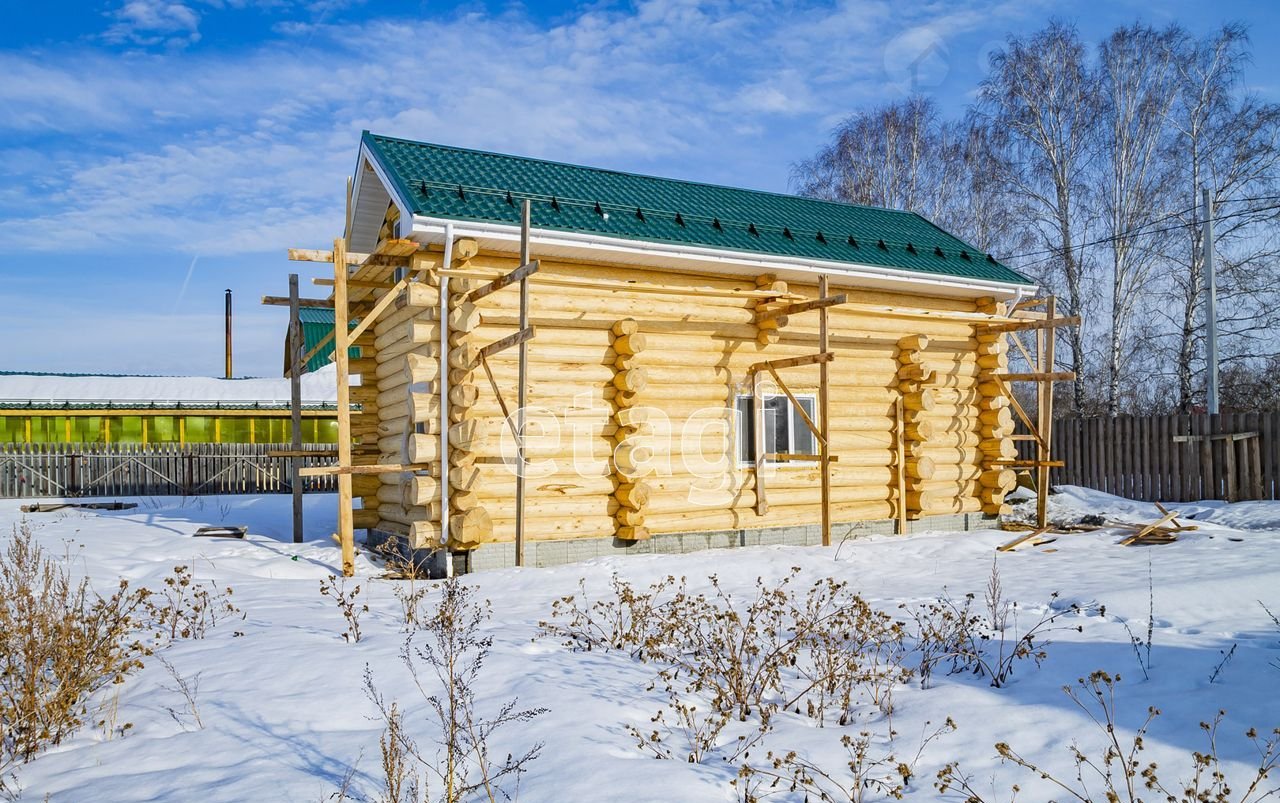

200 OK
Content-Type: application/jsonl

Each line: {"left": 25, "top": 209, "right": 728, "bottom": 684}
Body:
{"left": 294, "top": 308, "right": 360, "bottom": 374}
{"left": 364, "top": 131, "right": 1030, "bottom": 287}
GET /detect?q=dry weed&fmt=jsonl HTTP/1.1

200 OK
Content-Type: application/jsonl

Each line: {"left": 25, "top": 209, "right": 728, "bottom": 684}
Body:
{"left": 738, "top": 718, "right": 957, "bottom": 802}
{"left": 146, "top": 563, "right": 241, "bottom": 641}
{"left": 908, "top": 589, "right": 1091, "bottom": 688}
{"left": 367, "top": 579, "right": 546, "bottom": 803}
{"left": 0, "top": 523, "right": 153, "bottom": 778}
{"left": 936, "top": 671, "right": 1280, "bottom": 802}
{"left": 321, "top": 576, "right": 369, "bottom": 643}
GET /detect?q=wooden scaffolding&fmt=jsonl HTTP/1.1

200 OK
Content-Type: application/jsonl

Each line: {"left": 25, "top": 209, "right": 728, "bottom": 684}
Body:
{"left": 979, "top": 295, "right": 1079, "bottom": 527}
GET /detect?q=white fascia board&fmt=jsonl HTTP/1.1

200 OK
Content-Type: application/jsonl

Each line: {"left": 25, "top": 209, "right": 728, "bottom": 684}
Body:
{"left": 357, "top": 142, "right": 415, "bottom": 238}
{"left": 346, "top": 144, "right": 372, "bottom": 240}
{"left": 408, "top": 215, "right": 1038, "bottom": 300}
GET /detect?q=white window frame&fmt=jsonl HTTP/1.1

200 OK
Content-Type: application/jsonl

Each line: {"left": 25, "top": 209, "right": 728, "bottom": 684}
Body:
{"left": 734, "top": 392, "right": 818, "bottom": 467}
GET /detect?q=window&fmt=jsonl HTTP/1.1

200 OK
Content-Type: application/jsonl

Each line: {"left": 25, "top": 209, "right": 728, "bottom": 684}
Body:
{"left": 735, "top": 394, "right": 817, "bottom": 464}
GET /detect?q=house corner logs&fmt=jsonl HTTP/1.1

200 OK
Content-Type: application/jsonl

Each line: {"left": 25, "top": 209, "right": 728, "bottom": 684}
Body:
{"left": 611, "top": 318, "right": 651, "bottom": 541}
{"left": 753, "top": 274, "right": 788, "bottom": 346}
{"left": 372, "top": 248, "right": 445, "bottom": 547}
{"left": 348, "top": 239, "right": 428, "bottom": 531}
{"left": 443, "top": 239, "right": 492, "bottom": 550}
{"left": 974, "top": 297, "right": 1017, "bottom": 515}
{"left": 895, "top": 335, "right": 936, "bottom": 520}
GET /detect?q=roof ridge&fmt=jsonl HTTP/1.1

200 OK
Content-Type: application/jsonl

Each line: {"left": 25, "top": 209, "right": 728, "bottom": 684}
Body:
{"left": 365, "top": 132, "right": 931, "bottom": 221}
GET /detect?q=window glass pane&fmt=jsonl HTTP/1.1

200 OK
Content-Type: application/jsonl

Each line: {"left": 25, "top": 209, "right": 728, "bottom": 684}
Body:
{"left": 736, "top": 397, "right": 753, "bottom": 462}
{"left": 220, "top": 417, "right": 248, "bottom": 443}
{"left": 32, "top": 418, "right": 55, "bottom": 444}
{"left": 765, "top": 396, "right": 788, "bottom": 455}
{"left": 792, "top": 398, "right": 816, "bottom": 455}
{"left": 735, "top": 395, "right": 816, "bottom": 462}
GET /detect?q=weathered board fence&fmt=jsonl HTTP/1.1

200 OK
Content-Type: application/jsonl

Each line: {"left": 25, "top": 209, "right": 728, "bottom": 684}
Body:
{"left": 0, "top": 443, "right": 338, "bottom": 499}
{"left": 1026, "top": 413, "right": 1279, "bottom": 502}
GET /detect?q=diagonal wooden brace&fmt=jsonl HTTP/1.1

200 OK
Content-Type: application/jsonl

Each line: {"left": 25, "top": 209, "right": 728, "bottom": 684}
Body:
{"left": 475, "top": 326, "right": 536, "bottom": 364}
{"left": 749, "top": 351, "right": 834, "bottom": 374}
{"left": 466, "top": 260, "right": 540, "bottom": 304}
{"left": 755, "top": 294, "right": 847, "bottom": 323}
{"left": 345, "top": 277, "right": 410, "bottom": 344}
{"left": 765, "top": 366, "right": 824, "bottom": 446}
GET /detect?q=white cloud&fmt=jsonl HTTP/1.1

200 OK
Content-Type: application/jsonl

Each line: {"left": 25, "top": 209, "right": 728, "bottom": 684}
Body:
{"left": 0, "top": 0, "right": 1061, "bottom": 375}
{"left": 102, "top": 0, "right": 203, "bottom": 48}
{"left": 0, "top": 0, "right": 1046, "bottom": 259}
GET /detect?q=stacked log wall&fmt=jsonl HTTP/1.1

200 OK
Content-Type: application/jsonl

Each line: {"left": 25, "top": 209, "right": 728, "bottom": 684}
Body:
{"left": 438, "top": 251, "right": 1007, "bottom": 549}
{"left": 365, "top": 250, "right": 445, "bottom": 548}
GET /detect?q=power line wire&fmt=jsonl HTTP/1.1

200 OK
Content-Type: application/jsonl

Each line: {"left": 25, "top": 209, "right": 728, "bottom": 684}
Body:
{"left": 1007, "top": 200, "right": 1280, "bottom": 271}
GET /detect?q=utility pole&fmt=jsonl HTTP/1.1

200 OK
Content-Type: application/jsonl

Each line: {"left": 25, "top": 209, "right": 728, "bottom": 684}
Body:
{"left": 224, "top": 288, "right": 234, "bottom": 379}
{"left": 1203, "top": 189, "right": 1219, "bottom": 414}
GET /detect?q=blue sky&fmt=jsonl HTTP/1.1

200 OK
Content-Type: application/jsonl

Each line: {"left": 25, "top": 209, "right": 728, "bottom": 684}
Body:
{"left": 2, "top": 0, "right": 1278, "bottom": 378}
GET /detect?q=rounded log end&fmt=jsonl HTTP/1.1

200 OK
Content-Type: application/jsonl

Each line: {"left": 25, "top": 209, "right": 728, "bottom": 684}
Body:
{"left": 757, "top": 331, "right": 780, "bottom": 347}
{"left": 908, "top": 455, "right": 936, "bottom": 480}
{"left": 449, "top": 507, "right": 492, "bottom": 547}
{"left": 898, "top": 334, "right": 929, "bottom": 352}
{"left": 452, "top": 238, "right": 480, "bottom": 261}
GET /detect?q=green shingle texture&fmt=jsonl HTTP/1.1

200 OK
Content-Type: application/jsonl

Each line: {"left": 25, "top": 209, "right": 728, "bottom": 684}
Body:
{"left": 364, "top": 132, "right": 1030, "bottom": 287}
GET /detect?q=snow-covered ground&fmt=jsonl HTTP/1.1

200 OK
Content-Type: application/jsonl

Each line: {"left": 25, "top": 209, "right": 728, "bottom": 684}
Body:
{"left": 3, "top": 486, "right": 1279, "bottom": 802}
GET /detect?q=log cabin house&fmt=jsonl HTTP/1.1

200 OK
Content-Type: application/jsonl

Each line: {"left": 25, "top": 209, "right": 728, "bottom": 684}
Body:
{"left": 298, "top": 132, "right": 1068, "bottom": 576}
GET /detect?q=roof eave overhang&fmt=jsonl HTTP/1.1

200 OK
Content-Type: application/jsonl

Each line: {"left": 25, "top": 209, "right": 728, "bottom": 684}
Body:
{"left": 407, "top": 215, "right": 1038, "bottom": 301}
{"left": 347, "top": 138, "right": 416, "bottom": 250}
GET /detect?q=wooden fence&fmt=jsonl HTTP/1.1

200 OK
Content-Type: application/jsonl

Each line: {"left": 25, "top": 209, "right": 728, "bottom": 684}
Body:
{"left": 0, "top": 443, "right": 338, "bottom": 499}
{"left": 1027, "top": 413, "right": 1279, "bottom": 502}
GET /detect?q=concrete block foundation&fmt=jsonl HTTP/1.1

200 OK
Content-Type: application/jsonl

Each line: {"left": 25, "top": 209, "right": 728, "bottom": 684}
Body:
{"left": 366, "top": 511, "right": 996, "bottom": 576}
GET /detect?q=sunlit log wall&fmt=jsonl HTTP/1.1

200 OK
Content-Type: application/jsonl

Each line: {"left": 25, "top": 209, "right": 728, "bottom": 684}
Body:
{"left": 377, "top": 246, "right": 1014, "bottom": 551}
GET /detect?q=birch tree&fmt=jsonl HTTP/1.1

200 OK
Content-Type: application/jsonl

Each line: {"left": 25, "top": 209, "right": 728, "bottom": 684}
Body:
{"left": 791, "top": 97, "right": 1021, "bottom": 256}
{"left": 793, "top": 19, "right": 1280, "bottom": 414}
{"left": 793, "top": 96, "right": 942, "bottom": 211}
{"left": 972, "top": 21, "right": 1098, "bottom": 413}
{"left": 1096, "top": 24, "right": 1180, "bottom": 416}
{"left": 1160, "top": 24, "right": 1280, "bottom": 411}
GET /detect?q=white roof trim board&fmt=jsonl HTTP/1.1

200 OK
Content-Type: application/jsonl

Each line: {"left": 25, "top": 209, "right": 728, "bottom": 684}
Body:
{"left": 407, "top": 216, "right": 1038, "bottom": 300}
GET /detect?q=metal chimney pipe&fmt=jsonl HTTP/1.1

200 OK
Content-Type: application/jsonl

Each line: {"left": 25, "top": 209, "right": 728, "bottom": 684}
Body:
{"left": 225, "top": 288, "right": 233, "bottom": 379}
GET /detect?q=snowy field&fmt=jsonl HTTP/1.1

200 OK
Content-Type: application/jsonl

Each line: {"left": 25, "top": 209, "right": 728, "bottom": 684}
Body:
{"left": 3, "top": 487, "right": 1279, "bottom": 802}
